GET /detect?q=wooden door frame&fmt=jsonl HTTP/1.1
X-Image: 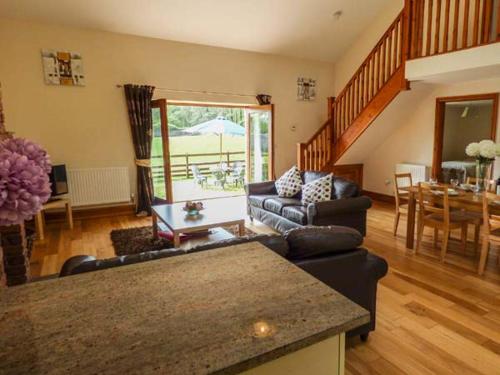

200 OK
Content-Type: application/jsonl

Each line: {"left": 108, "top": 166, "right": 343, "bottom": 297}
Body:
{"left": 432, "top": 93, "right": 499, "bottom": 180}
{"left": 151, "top": 99, "right": 173, "bottom": 203}
{"left": 245, "top": 104, "right": 275, "bottom": 182}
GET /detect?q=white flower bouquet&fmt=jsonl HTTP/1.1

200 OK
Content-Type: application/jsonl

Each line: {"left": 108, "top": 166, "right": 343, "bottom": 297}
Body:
{"left": 465, "top": 140, "right": 500, "bottom": 162}
{"left": 465, "top": 140, "right": 499, "bottom": 192}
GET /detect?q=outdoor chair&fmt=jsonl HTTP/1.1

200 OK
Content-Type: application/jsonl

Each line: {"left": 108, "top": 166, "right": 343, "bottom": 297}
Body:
{"left": 231, "top": 165, "right": 245, "bottom": 187}
{"left": 211, "top": 168, "right": 227, "bottom": 189}
{"left": 191, "top": 165, "right": 207, "bottom": 188}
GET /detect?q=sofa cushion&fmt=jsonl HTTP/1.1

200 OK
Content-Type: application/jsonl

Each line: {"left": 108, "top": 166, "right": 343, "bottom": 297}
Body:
{"left": 302, "top": 171, "right": 329, "bottom": 185}
{"left": 263, "top": 197, "right": 302, "bottom": 215}
{"left": 284, "top": 225, "right": 363, "bottom": 259}
{"left": 275, "top": 166, "right": 303, "bottom": 197}
{"left": 248, "top": 194, "right": 275, "bottom": 209}
{"left": 301, "top": 174, "right": 333, "bottom": 205}
{"left": 333, "top": 177, "right": 359, "bottom": 199}
{"left": 282, "top": 206, "right": 308, "bottom": 225}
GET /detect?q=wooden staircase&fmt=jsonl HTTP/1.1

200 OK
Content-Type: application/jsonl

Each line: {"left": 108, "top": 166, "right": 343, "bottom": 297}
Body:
{"left": 298, "top": 0, "right": 500, "bottom": 174}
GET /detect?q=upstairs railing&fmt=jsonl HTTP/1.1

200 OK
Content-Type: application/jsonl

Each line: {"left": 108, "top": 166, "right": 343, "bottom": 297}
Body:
{"left": 407, "top": 0, "right": 499, "bottom": 59}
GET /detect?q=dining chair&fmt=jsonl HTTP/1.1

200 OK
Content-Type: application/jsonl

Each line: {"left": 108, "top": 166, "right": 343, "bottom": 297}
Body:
{"left": 416, "top": 183, "right": 481, "bottom": 262}
{"left": 479, "top": 192, "right": 500, "bottom": 275}
{"left": 393, "top": 173, "right": 413, "bottom": 236}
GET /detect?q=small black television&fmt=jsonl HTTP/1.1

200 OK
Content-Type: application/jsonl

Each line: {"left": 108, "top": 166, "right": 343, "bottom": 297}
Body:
{"left": 48, "top": 164, "right": 69, "bottom": 197}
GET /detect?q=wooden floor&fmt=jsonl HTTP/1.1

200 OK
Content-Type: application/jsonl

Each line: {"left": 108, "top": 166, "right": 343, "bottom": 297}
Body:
{"left": 30, "top": 201, "right": 500, "bottom": 374}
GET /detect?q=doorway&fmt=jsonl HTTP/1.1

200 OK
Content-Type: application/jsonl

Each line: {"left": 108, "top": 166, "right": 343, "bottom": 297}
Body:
{"left": 433, "top": 93, "right": 499, "bottom": 182}
{"left": 151, "top": 101, "right": 274, "bottom": 203}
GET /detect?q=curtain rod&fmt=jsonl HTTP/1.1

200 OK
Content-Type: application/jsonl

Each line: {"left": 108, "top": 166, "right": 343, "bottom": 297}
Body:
{"left": 115, "top": 84, "right": 256, "bottom": 98}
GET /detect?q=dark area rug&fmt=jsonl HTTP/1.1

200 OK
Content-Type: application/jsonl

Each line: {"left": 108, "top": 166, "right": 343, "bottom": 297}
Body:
{"left": 110, "top": 226, "right": 173, "bottom": 256}
{"left": 110, "top": 225, "right": 256, "bottom": 256}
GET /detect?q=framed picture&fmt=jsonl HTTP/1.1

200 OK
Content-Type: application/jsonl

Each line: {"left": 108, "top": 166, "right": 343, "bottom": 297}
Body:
{"left": 297, "top": 78, "right": 316, "bottom": 101}
{"left": 41, "top": 50, "right": 85, "bottom": 86}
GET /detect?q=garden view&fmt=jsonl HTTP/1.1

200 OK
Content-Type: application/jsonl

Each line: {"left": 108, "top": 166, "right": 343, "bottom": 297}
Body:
{"left": 151, "top": 105, "right": 270, "bottom": 202}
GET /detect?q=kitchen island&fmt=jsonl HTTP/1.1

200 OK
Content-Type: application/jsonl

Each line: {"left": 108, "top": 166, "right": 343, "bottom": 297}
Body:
{"left": 0, "top": 242, "right": 369, "bottom": 374}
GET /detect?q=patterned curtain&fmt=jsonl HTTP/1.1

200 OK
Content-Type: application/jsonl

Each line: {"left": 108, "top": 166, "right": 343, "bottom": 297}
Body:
{"left": 124, "top": 84, "right": 155, "bottom": 216}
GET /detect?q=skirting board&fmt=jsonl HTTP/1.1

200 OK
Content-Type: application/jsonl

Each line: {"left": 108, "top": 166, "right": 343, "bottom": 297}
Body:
{"left": 362, "top": 190, "right": 395, "bottom": 205}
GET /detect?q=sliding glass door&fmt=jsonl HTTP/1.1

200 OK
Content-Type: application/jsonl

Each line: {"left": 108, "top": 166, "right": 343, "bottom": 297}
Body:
{"left": 245, "top": 105, "right": 274, "bottom": 183}
{"left": 150, "top": 100, "right": 274, "bottom": 202}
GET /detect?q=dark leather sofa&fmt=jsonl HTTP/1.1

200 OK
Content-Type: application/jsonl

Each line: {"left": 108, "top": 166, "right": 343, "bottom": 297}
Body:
{"left": 60, "top": 226, "right": 388, "bottom": 341}
{"left": 245, "top": 171, "right": 372, "bottom": 234}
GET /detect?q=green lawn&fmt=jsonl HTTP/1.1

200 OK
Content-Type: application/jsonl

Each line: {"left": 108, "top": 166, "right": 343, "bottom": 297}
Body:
{"left": 151, "top": 134, "right": 246, "bottom": 198}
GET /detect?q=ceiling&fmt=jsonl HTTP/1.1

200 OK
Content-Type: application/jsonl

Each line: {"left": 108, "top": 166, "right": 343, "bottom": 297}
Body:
{"left": 0, "top": 0, "right": 393, "bottom": 62}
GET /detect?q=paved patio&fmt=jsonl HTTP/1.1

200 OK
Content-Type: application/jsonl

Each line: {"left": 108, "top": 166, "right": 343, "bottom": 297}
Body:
{"left": 172, "top": 179, "right": 245, "bottom": 202}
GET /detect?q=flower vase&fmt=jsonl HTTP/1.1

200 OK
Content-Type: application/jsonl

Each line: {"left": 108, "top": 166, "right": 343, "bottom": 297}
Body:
{"left": 0, "top": 223, "right": 31, "bottom": 286}
{"left": 475, "top": 160, "right": 491, "bottom": 193}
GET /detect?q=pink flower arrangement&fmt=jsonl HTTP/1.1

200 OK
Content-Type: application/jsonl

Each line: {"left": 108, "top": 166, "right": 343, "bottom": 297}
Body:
{"left": 0, "top": 138, "right": 52, "bottom": 226}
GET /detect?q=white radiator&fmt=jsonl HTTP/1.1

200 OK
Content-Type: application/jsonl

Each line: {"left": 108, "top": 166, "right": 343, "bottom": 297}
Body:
{"left": 395, "top": 163, "right": 430, "bottom": 185}
{"left": 67, "top": 167, "right": 131, "bottom": 206}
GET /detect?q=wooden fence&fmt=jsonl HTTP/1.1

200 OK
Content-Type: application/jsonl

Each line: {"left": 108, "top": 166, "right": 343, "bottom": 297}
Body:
{"left": 152, "top": 151, "right": 245, "bottom": 180}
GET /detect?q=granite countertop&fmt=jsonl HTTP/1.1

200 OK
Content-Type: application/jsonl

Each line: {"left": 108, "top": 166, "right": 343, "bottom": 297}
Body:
{"left": 0, "top": 242, "right": 369, "bottom": 375}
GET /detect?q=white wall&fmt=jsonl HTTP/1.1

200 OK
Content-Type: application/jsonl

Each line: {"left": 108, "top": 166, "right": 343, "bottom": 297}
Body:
{"left": 0, "top": 18, "right": 335, "bottom": 197}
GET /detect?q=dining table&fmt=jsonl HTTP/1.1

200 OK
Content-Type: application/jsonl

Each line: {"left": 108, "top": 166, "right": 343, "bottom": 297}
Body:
{"left": 400, "top": 184, "right": 500, "bottom": 250}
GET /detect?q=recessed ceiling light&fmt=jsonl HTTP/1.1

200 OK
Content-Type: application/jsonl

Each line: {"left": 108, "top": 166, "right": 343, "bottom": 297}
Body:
{"left": 333, "top": 10, "right": 343, "bottom": 20}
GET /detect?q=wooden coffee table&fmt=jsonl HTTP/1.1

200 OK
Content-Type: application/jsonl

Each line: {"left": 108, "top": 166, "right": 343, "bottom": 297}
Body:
{"left": 152, "top": 199, "right": 246, "bottom": 248}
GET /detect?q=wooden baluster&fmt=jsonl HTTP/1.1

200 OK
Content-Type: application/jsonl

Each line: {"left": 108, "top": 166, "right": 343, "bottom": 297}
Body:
{"left": 351, "top": 82, "right": 356, "bottom": 121}
{"left": 434, "top": 0, "right": 442, "bottom": 54}
{"left": 314, "top": 140, "right": 317, "bottom": 170}
{"left": 341, "top": 94, "right": 345, "bottom": 132}
{"left": 388, "top": 27, "right": 393, "bottom": 77}
{"left": 443, "top": 0, "right": 451, "bottom": 52}
{"left": 318, "top": 130, "right": 322, "bottom": 168}
{"left": 408, "top": 0, "right": 415, "bottom": 57}
{"left": 335, "top": 101, "right": 340, "bottom": 140}
{"left": 358, "top": 73, "right": 362, "bottom": 114}
{"left": 472, "top": 0, "right": 480, "bottom": 45}
{"left": 395, "top": 18, "right": 401, "bottom": 67}
{"left": 482, "top": 0, "right": 493, "bottom": 43}
{"left": 377, "top": 41, "right": 384, "bottom": 87}
{"left": 349, "top": 84, "right": 353, "bottom": 123}
{"left": 321, "top": 125, "right": 330, "bottom": 168}
{"left": 368, "top": 56, "right": 373, "bottom": 99}
{"left": 417, "top": 0, "right": 425, "bottom": 56}
{"left": 382, "top": 41, "right": 386, "bottom": 85}
{"left": 367, "top": 61, "right": 371, "bottom": 101}
{"left": 463, "top": 0, "right": 470, "bottom": 48}
{"left": 297, "top": 143, "right": 305, "bottom": 171}
{"left": 359, "top": 64, "right": 366, "bottom": 110}
{"left": 452, "top": 0, "right": 460, "bottom": 49}
{"left": 311, "top": 143, "right": 314, "bottom": 170}
{"left": 426, "top": 0, "right": 433, "bottom": 56}
{"left": 346, "top": 87, "right": 350, "bottom": 127}
{"left": 341, "top": 96, "right": 346, "bottom": 133}
{"left": 347, "top": 86, "right": 352, "bottom": 126}
{"left": 306, "top": 144, "right": 311, "bottom": 170}
{"left": 357, "top": 75, "right": 360, "bottom": 115}
{"left": 322, "top": 129, "right": 326, "bottom": 167}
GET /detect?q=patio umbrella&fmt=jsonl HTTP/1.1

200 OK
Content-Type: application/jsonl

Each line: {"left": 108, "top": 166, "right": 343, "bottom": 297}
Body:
{"left": 184, "top": 116, "right": 245, "bottom": 161}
